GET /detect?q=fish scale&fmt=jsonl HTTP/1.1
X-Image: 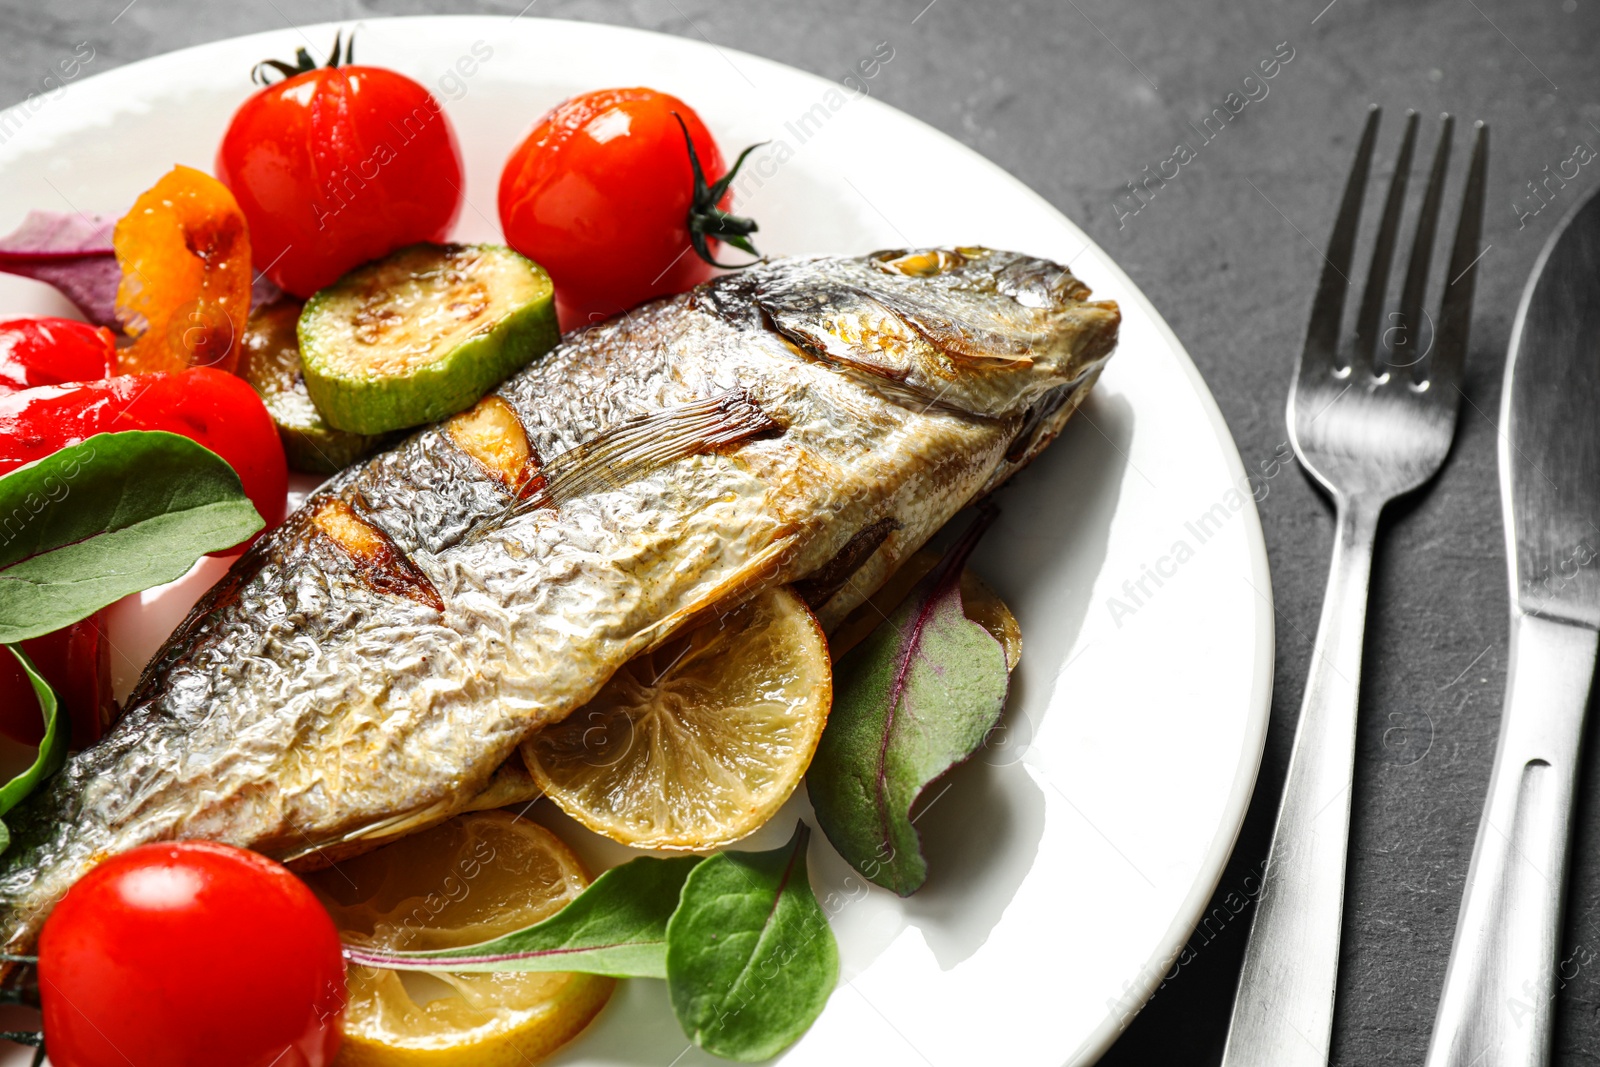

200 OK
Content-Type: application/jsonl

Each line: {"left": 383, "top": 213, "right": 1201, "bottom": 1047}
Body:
{"left": 0, "top": 247, "right": 1118, "bottom": 949}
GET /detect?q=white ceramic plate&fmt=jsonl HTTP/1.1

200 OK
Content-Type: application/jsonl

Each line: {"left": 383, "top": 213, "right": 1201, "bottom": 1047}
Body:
{"left": 0, "top": 16, "right": 1273, "bottom": 1066}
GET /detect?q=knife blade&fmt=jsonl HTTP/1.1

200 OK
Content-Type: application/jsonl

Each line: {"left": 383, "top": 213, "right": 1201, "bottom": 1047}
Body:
{"left": 1505, "top": 190, "right": 1600, "bottom": 627}
{"left": 1426, "top": 184, "right": 1600, "bottom": 1067}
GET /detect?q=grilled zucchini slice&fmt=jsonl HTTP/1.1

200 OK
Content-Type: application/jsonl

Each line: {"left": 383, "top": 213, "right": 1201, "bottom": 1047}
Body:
{"left": 242, "top": 298, "right": 385, "bottom": 474}
{"left": 299, "top": 243, "right": 557, "bottom": 435}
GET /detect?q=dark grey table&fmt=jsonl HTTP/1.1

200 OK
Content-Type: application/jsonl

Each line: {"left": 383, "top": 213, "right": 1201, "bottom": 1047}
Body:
{"left": 6, "top": 1, "right": 1599, "bottom": 1062}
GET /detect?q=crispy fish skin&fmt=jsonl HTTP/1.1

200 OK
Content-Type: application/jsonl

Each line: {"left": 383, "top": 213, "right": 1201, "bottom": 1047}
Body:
{"left": 0, "top": 247, "right": 1118, "bottom": 946}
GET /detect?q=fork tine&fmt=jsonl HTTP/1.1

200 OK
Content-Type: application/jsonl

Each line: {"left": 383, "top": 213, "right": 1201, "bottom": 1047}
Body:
{"left": 1394, "top": 114, "right": 1455, "bottom": 379}
{"left": 1302, "top": 105, "right": 1380, "bottom": 375}
{"left": 1429, "top": 121, "right": 1488, "bottom": 393}
{"left": 1349, "top": 111, "right": 1419, "bottom": 378}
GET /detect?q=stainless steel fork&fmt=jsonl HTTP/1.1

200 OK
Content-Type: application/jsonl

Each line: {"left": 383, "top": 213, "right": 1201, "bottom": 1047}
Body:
{"left": 1220, "top": 106, "right": 1489, "bottom": 1066}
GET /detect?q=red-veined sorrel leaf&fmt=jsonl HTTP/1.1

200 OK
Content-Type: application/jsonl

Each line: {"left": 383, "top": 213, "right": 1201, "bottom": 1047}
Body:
{"left": 0, "top": 210, "right": 120, "bottom": 327}
{"left": 0, "top": 209, "right": 281, "bottom": 330}
{"left": 806, "top": 509, "right": 1011, "bottom": 896}
{"left": 343, "top": 854, "right": 700, "bottom": 979}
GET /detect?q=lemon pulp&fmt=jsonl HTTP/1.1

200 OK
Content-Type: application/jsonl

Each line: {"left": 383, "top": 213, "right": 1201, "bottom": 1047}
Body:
{"left": 521, "top": 585, "right": 832, "bottom": 850}
{"left": 307, "top": 810, "right": 613, "bottom": 1066}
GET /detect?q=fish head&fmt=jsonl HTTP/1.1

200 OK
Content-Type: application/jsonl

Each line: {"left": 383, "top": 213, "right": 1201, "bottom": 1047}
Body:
{"left": 749, "top": 246, "right": 1121, "bottom": 419}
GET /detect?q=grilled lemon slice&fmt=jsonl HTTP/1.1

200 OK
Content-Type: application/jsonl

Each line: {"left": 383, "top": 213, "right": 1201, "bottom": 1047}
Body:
{"left": 521, "top": 585, "right": 831, "bottom": 851}
{"left": 307, "top": 811, "right": 613, "bottom": 1067}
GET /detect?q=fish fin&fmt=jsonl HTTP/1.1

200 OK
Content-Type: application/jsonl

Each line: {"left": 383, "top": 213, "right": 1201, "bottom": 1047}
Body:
{"left": 792, "top": 517, "right": 900, "bottom": 609}
{"left": 514, "top": 388, "right": 779, "bottom": 516}
{"left": 628, "top": 532, "right": 800, "bottom": 654}
{"left": 276, "top": 757, "right": 544, "bottom": 870}
{"left": 458, "top": 754, "right": 545, "bottom": 814}
{"left": 276, "top": 797, "right": 458, "bottom": 869}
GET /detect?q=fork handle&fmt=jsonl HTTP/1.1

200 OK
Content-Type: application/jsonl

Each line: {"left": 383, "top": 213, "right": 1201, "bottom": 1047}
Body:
{"left": 1425, "top": 612, "right": 1599, "bottom": 1067}
{"left": 1221, "top": 496, "right": 1380, "bottom": 1067}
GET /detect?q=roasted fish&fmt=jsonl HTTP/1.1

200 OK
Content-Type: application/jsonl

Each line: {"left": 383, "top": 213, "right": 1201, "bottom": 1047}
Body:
{"left": 0, "top": 247, "right": 1118, "bottom": 947}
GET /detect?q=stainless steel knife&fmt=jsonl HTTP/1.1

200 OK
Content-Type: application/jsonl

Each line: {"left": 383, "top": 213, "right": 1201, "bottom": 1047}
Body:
{"left": 1426, "top": 184, "right": 1600, "bottom": 1067}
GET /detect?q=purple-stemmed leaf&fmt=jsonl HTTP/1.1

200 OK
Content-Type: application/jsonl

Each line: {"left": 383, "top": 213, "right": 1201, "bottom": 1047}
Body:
{"left": 343, "top": 854, "right": 701, "bottom": 979}
{"left": 0, "top": 209, "right": 282, "bottom": 333}
{"left": 806, "top": 509, "right": 1011, "bottom": 896}
{"left": 0, "top": 211, "right": 120, "bottom": 328}
{"left": 0, "top": 210, "right": 115, "bottom": 259}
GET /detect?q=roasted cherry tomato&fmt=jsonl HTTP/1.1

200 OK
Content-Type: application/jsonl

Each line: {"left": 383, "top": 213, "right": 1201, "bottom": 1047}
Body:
{"left": 114, "top": 165, "right": 253, "bottom": 376}
{"left": 0, "top": 317, "right": 116, "bottom": 394}
{"left": 0, "top": 368, "right": 288, "bottom": 530}
{"left": 498, "top": 88, "right": 760, "bottom": 328}
{"left": 216, "top": 41, "right": 464, "bottom": 298}
{"left": 40, "top": 841, "right": 347, "bottom": 1067}
{"left": 0, "top": 614, "right": 111, "bottom": 749}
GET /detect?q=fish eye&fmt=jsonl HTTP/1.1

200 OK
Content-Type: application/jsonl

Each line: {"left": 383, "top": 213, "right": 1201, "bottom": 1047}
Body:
{"left": 872, "top": 248, "right": 967, "bottom": 277}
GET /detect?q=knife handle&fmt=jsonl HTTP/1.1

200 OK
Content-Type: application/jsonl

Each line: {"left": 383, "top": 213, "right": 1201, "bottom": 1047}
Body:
{"left": 1221, "top": 497, "right": 1380, "bottom": 1067}
{"left": 1426, "top": 612, "right": 1600, "bottom": 1067}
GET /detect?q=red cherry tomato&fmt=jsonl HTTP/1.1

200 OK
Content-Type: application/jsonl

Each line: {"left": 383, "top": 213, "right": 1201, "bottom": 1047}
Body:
{"left": 0, "top": 368, "right": 289, "bottom": 531}
{"left": 498, "top": 88, "right": 754, "bottom": 328}
{"left": 40, "top": 841, "right": 346, "bottom": 1067}
{"left": 0, "top": 614, "right": 111, "bottom": 749}
{"left": 0, "top": 317, "right": 116, "bottom": 394}
{"left": 217, "top": 62, "right": 464, "bottom": 297}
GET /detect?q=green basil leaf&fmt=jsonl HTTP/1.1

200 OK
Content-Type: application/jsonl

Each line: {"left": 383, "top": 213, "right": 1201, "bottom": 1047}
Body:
{"left": 344, "top": 855, "right": 701, "bottom": 979}
{"left": 0, "top": 431, "right": 264, "bottom": 643}
{"left": 0, "top": 647, "right": 66, "bottom": 849}
{"left": 806, "top": 511, "right": 1011, "bottom": 895}
{"left": 666, "top": 822, "right": 839, "bottom": 1062}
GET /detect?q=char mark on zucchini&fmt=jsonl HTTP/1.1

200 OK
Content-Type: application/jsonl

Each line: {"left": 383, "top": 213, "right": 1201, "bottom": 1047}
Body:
{"left": 300, "top": 243, "right": 559, "bottom": 436}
